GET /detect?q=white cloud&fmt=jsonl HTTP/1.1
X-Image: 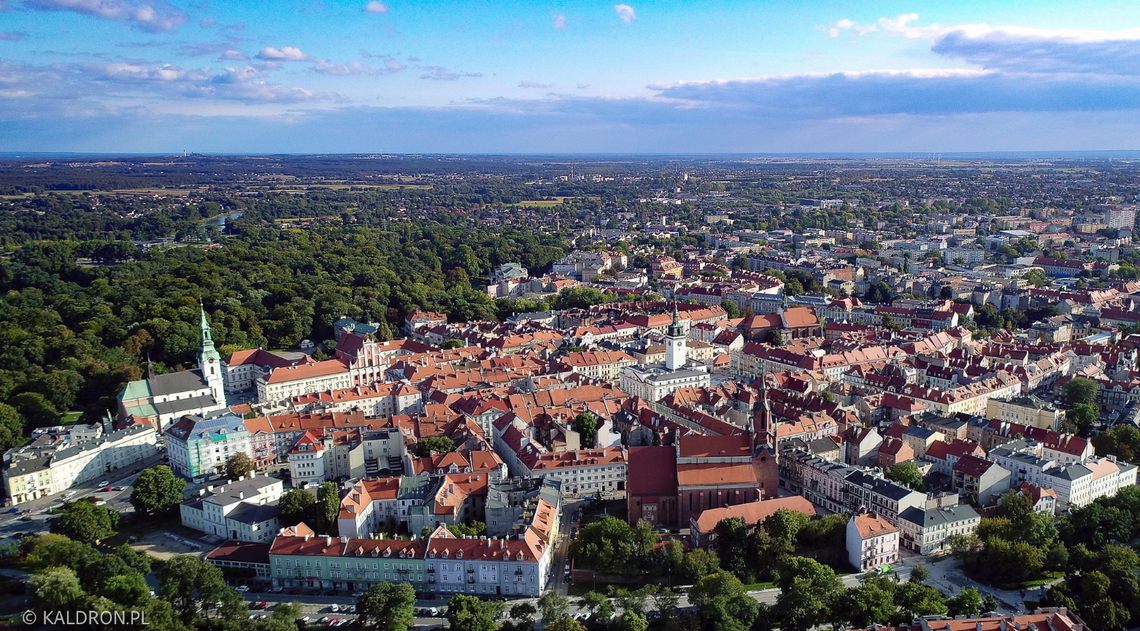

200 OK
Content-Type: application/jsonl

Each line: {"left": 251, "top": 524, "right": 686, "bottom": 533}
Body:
{"left": 419, "top": 66, "right": 481, "bottom": 81}
{"left": 519, "top": 80, "right": 553, "bottom": 89}
{"left": 25, "top": 0, "right": 188, "bottom": 33}
{"left": 825, "top": 14, "right": 1140, "bottom": 75}
{"left": 218, "top": 49, "right": 248, "bottom": 61}
{"left": 313, "top": 59, "right": 385, "bottom": 76}
{"left": 362, "top": 1, "right": 387, "bottom": 14}
{"left": 256, "top": 46, "right": 309, "bottom": 62}
{"left": 356, "top": 51, "right": 404, "bottom": 73}
{"left": 553, "top": 13, "right": 566, "bottom": 30}
{"left": 614, "top": 4, "right": 635, "bottom": 24}
{"left": 933, "top": 25, "right": 1140, "bottom": 74}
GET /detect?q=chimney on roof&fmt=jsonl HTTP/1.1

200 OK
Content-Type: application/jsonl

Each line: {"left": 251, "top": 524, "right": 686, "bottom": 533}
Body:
{"left": 325, "top": 536, "right": 333, "bottom": 547}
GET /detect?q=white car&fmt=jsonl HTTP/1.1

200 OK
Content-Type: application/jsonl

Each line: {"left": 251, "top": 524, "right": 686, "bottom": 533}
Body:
{"left": 330, "top": 604, "right": 339, "bottom": 613}
{"left": 236, "top": 586, "right": 250, "bottom": 592}
{"left": 97, "top": 480, "right": 108, "bottom": 487}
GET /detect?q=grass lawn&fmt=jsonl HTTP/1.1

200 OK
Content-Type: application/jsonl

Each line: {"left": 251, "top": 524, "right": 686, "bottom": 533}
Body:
{"left": 61, "top": 411, "right": 83, "bottom": 424}
{"left": 741, "top": 581, "right": 777, "bottom": 591}
{"left": 1022, "top": 571, "right": 1064, "bottom": 588}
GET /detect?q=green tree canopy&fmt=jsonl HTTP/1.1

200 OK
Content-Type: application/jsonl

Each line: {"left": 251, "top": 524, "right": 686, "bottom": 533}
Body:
{"left": 130, "top": 465, "right": 187, "bottom": 516}
{"left": 1065, "top": 377, "right": 1099, "bottom": 405}
{"left": 316, "top": 481, "right": 340, "bottom": 535}
{"left": 51, "top": 499, "right": 119, "bottom": 544}
{"left": 278, "top": 488, "right": 315, "bottom": 527}
{"left": 573, "top": 412, "right": 597, "bottom": 448}
{"left": 776, "top": 557, "right": 840, "bottom": 631}
{"left": 888, "top": 461, "right": 926, "bottom": 491}
{"left": 358, "top": 582, "right": 416, "bottom": 631}
{"left": 416, "top": 435, "right": 456, "bottom": 457}
{"left": 224, "top": 452, "right": 254, "bottom": 480}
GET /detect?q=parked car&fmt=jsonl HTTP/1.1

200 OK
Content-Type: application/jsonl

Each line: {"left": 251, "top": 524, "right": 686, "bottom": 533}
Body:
{"left": 352, "top": 591, "right": 365, "bottom": 598}
{"left": 330, "top": 604, "right": 339, "bottom": 613}
{"left": 267, "top": 587, "right": 283, "bottom": 593}
{"left": 236, "top": 585, "right": 250, "bottom": 592}
{"left": 97, "top": 480, "right": 108, "bottom": 487}
{"left": 5, "top": 507, "right": 17, "bottom": 514}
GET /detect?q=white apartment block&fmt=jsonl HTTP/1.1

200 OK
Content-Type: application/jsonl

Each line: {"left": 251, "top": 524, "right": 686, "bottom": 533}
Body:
{"left": 180, "top": 473, "right": 284, "bottom": 542}
{"left": 1042, "top": 456, "right": 1138, "bottom": 512}
{"left": 256, "top": 360, "right": 354, "bottom": 404}
{"left": 3, "top": 424, "right": 160, "bottom": 504}
{"left": 288, "top": 431, "right": 328, "bottom": 488}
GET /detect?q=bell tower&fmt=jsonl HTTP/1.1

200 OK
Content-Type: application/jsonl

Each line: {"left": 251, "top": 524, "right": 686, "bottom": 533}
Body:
{"left": 751, "top": 378, "right": 780, "bottom": 498}
{"left": 198, "top": 302, "right": 225, "bottom": 404}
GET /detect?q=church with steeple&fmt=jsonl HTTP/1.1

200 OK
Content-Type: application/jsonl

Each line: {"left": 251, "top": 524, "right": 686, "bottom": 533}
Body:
{"left": 117, "top": 305, "right": 229, "bottom": 430}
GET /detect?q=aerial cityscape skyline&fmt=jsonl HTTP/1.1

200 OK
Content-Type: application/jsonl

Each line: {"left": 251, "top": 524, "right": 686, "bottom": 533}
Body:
{"left": 3, "top": 0, "right": 1140, "bottom": 152}
{"left": 2, "top": 2, "right": 1140, "bottom": 631}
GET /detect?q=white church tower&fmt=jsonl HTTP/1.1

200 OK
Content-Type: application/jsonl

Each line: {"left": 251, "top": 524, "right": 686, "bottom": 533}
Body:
{"left": 198, "top": 303, "right": 226, "bottom": 405}
{"left": 665, "top": 302, "right": 687, "bottom": 371}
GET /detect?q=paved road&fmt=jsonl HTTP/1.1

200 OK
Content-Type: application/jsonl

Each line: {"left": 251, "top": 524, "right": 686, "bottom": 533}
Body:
{"left": 552, "top": 499, "right": 587, "bottom": 596}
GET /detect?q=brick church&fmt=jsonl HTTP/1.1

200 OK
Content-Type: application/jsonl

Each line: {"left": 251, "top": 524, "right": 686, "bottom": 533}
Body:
{"left": 626, "top": 388, "right": 780, "bottom": 528}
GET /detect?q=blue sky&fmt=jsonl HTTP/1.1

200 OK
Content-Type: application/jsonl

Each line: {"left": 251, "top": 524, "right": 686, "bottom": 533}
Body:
{"left": 3, "top": 0, "right": 1140, "bottom": 152}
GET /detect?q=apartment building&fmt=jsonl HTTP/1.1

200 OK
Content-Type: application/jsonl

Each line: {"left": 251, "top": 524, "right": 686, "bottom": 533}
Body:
{"left": 256, "top": 360, "right": 354, "bottom": 404}
{"left": 268, "top": 522, "right": 552, "bottom": 597}
{"left": 986, "top": 396, "right": 1063, "bottom": 431}
{"left": 847, "top": 513, "right": 900, "bottom": 572}
{"left": 180, "top": 473, "right": 284, "bottom": 542}
{"left": 166, "top": 413, "right": 251, "bottom": 480}
{"left": 1041, "top": 456, "right": 1138, "bottom": 511}
{"left": 898, "top": 501, "right": 980, "bottom": 555}
{"left": 3, "top": 423, "right": 160, "bottom": 504}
